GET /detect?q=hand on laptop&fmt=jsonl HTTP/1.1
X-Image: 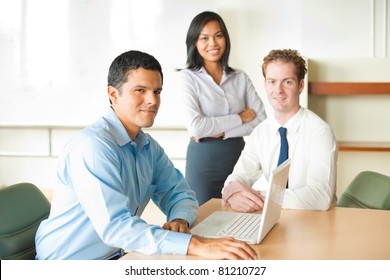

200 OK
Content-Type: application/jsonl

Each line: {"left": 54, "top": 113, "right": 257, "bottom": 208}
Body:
{"left": 162, "top": 218, "right": 191, "bottom": 234}
{"left": 187, "top": 236, "right": 258, "bottom": 260}
{"left": 222, "top": 181, "right": 264, "bottom": 212}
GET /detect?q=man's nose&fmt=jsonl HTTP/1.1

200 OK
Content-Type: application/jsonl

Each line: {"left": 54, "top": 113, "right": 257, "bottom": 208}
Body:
{"left": 145, "top": 91, "right": 158, "bottom": 105}
{"left": 276, "top": 82, "right": 284, "bottom": 92}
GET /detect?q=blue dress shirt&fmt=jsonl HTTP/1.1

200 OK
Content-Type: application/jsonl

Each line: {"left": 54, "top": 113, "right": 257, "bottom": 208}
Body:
{"left": 35, "top": 108, "right": 198, "bottom": 259}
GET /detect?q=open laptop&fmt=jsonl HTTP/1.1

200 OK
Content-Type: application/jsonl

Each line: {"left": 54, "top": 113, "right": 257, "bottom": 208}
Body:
{"left": 190, "top": 158, "right": 290, "bottom": 244}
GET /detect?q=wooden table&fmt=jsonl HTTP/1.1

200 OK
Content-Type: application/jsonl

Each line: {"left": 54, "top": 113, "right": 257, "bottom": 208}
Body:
{"left": 120, "top": 199, "right": 390, "bottom": 260}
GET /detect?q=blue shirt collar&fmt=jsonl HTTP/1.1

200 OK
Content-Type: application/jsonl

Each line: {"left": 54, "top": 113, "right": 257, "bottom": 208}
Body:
{"left": 102, "top": 108, "right": 150, "bottom": 148}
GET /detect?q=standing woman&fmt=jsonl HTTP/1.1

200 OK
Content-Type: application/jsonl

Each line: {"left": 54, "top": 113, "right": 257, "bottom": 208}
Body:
{"left": 178, "top": 11, "right": 267, "bottom": 205}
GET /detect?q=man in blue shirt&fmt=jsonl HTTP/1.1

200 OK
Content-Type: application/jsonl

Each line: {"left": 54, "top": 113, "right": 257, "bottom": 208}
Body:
{"left": 35, "top": 50, "right": 257, "bottom": 260}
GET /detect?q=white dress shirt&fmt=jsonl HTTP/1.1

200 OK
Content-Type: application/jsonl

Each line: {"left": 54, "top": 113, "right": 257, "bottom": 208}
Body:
{"left": 178, "top": 67, "right": 266, "bottom": 139}
{"left": 224, "top": 107, "right": 338, "bottom": 210}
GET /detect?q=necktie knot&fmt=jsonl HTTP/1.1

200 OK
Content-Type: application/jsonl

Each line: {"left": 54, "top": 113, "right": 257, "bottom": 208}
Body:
{"left": 278, "top": 127, "right": 287, "bottom": 137}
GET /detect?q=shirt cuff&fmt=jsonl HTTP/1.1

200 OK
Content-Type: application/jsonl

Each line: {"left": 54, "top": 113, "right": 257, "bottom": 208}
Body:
{"left": 160, "top": 231, "right": 192, "bottom": 255}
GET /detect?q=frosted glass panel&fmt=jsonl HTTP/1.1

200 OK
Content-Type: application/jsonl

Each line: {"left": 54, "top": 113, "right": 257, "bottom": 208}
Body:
{"left": 0, "top": 0, "right": 215, "bottom": 126}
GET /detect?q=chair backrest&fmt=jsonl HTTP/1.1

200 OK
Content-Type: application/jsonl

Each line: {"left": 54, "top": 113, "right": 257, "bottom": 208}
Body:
{"left": 0, "top": 182, "right": 51, "bottom": 260}
{"left": 337, "top": 171, "right": 390, "bottom": 210}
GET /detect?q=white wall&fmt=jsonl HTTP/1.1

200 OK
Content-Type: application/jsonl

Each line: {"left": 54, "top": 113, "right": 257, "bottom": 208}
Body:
{"left": 0, "top": 0, "right": 214, "bottom": 127}
{"left": 1, "top": 0, "right": 390, "bottom": 206}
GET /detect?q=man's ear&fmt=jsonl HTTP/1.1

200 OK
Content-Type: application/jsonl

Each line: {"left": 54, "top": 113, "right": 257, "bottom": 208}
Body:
{"left": 299, "top": 79, "right": 305, "bottom": 94}
{"left": 108, "top": 86, "right": 118, "bottom": 104}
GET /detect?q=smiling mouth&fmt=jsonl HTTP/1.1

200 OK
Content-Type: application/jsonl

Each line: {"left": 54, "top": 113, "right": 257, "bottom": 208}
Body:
{"left": 140, "top": 108, "right": 157, "bottom": 115}
{"left": 207, "top": 48, "right": 220, "bottom": 54}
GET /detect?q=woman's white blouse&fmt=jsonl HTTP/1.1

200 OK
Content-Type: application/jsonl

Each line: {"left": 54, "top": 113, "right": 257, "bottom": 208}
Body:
{"left": 178, "top": 67, "right": 266, "bottom": 139}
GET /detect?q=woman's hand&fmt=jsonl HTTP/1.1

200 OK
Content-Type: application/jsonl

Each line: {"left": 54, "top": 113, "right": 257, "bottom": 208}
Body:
{"left": 239, "top": 107, "right": 256, "bottom": 123}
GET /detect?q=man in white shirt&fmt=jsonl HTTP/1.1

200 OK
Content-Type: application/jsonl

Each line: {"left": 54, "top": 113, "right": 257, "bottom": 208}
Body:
{"left": 222, "top": 49, "right": 337, "bottom": 212}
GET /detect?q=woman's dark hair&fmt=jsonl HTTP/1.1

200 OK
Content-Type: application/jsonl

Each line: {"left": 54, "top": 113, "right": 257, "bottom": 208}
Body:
{"left": 185, "top": 11, "right": 233, "bottom": 73}
{"left": 108, "top": 50, "right": 163, "bottom": 89}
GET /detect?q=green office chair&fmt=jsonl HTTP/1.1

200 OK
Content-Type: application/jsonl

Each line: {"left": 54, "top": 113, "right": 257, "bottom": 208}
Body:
{"left": 0, "top": 182, "right": 51, "bottom": 260}
{"left": 337, "top": 171, "right": 390, "bottom": 210}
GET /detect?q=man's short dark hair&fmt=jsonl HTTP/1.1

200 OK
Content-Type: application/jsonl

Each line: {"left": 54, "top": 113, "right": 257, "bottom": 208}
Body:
{"left": 107, "top": 50, "right": 163, "bottom": 89}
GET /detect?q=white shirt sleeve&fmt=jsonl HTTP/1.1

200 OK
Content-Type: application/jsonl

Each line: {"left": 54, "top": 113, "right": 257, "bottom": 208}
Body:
{"left": 283, "top": 124, "right": 338, "bottom": 210}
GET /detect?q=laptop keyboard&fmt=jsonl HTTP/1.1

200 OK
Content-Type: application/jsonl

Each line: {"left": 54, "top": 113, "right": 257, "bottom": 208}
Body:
{"left": 217, "top": 214, "right": 261, "bottom": 238}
